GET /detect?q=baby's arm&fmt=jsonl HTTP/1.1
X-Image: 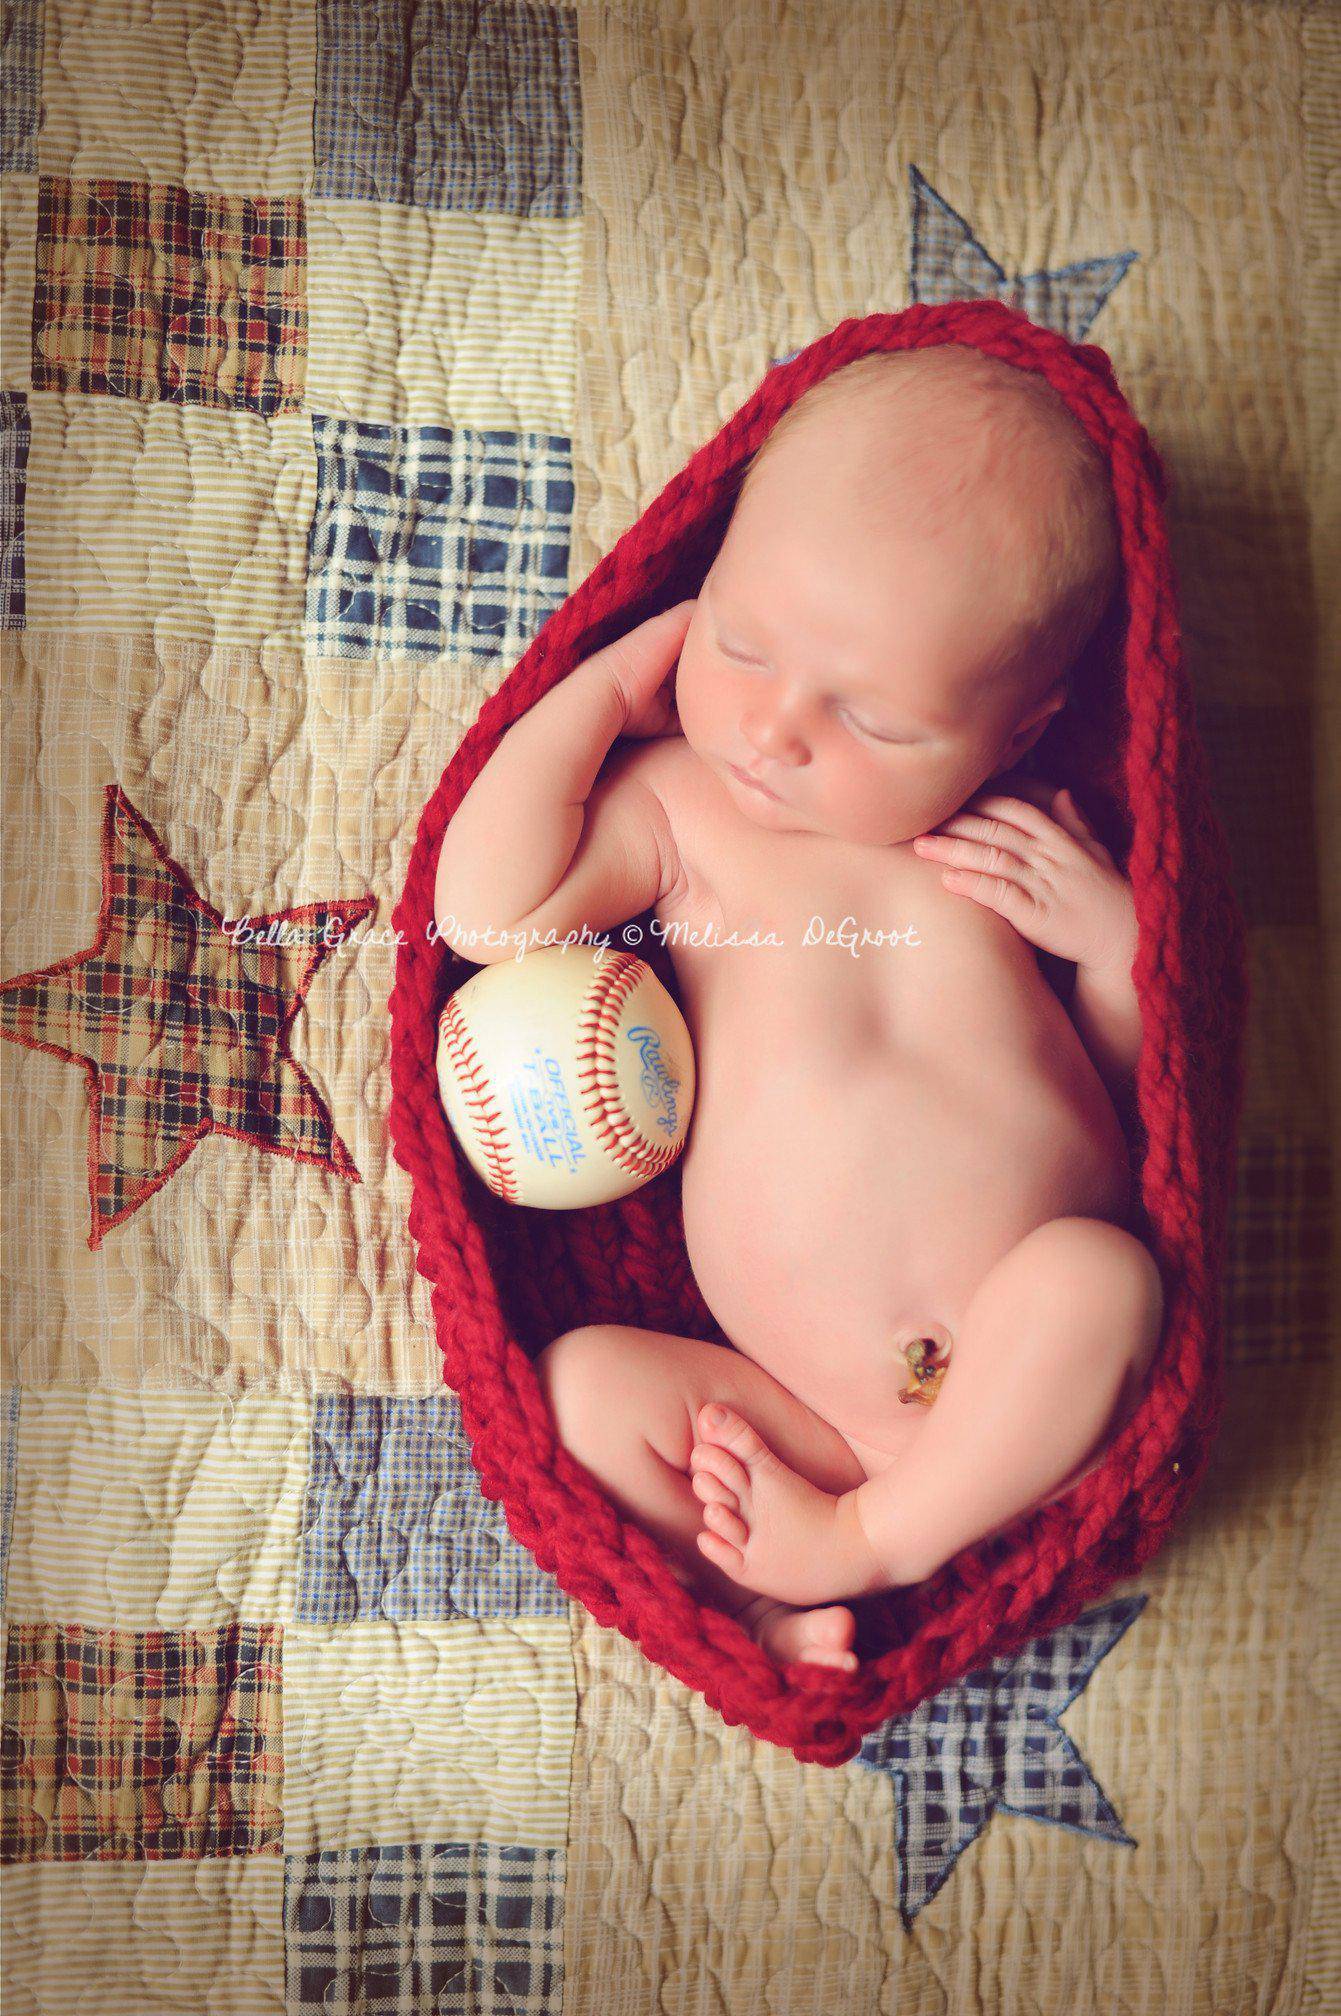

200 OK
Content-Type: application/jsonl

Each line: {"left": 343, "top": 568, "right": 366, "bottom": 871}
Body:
{"left": 1069, "top": 913, "right": 1142, "bottom": 1102}
{"left": 434, "top": 603, "right": 693, "bottom": 964}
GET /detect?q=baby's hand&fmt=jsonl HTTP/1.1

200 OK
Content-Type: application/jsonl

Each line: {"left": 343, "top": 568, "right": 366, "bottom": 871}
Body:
{"left": 610, "top": 600, "right": 696, "bottom": 741}
{"left": 912, "top": 780, "right": 1137, "bottom": 975}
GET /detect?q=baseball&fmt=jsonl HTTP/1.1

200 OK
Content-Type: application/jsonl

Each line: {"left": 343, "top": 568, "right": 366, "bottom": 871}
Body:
{"left": 436, "top": 943, "right": 696, "bottom": 1209}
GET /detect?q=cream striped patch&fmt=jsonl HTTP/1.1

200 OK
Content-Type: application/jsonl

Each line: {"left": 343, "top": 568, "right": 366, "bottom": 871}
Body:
{"left": 281, "top": 1618, "right": 575, "bottom": 1856}
{"left": 3, "top": 1389, "right": 311, "bottom": 1628}
{"left": 0, "top": 174, "right": 37, "bottom": 395}
{"left": 0, "top": 1859, "right": 285, "bottom": 2012}
{"left": 305, "top": 201, "right": 580, "bottom": 430}
{"left": 36, "top": 0, "right": 315, "bottom": 196}
{"left": 22, "top": 398, "right": 314, "bottom": 648}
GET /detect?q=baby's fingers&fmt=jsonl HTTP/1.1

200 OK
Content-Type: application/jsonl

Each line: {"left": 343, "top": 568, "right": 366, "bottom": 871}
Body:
{"left": 1003, "top": 776, "right": 1094, "bottom": 826}
{"left": 924, "top": 796, "right": 1058, "bottom": 857}
{"left": 939, "top": 863, "right": 1041, "bottom": 936}
{"left": 590, "top": 601, "right": 697, "bottom": 723}
{"left": 913, "top": 827, "right": 1030, "bottom": 877}
{"left": 1047, "top": 787, "right": 1110, "bottom": 855}
{"left": 937, "top": 787, "right": 1107, "bottom": 867}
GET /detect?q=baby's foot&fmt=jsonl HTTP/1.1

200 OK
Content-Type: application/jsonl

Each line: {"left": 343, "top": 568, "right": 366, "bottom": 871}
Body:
{"left": 731, "top": 1591, "right": 860, "bottom": 1674}
{"left": 690, "top": 1402, "right": 872, "bottom": 1609}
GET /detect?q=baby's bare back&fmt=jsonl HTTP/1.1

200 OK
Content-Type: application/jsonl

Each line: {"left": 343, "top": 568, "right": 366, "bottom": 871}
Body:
{"left": 631, "top": 737, "right": 1132, "bottom": 1454}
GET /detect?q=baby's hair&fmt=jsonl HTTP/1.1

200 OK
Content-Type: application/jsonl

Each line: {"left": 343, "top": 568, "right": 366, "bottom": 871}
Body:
{"left": 734, "top": 344, "right": 1121, "bottom": 691}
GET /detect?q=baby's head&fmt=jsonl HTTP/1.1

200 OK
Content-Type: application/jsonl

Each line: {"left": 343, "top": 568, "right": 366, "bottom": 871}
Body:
{"left": 674, "top": 343, "right": 1120, "bottom": 844}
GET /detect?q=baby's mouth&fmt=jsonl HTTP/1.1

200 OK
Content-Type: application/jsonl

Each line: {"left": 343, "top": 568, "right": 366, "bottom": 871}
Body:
{"left": 726, "top": 761, "right": 783, "bottom": 802}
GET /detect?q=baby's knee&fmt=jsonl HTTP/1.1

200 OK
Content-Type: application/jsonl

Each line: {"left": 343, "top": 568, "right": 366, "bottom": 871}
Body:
{"left": 534, "top": 1325, "right": 620, "bottom": 1451}
{"left": 1060, "top": 1217, "right": 1161, "bottom": 1327}
{"left": 1021, "top": 1216, "right": 1165, "bottom": 1372}
{"left": 534, "top": 1325, "right": 691, "bottom": 1467}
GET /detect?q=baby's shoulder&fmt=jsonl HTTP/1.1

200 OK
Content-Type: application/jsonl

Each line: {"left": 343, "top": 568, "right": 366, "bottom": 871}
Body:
{"left": 602, "top": 736, "right": 737, "bottom": 924}
{"left": 603, "top": 735, "right": 720, "bottom": 853}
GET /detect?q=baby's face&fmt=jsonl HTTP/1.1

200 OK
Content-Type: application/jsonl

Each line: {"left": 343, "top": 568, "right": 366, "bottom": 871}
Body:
{"left": 674, "top": 418, "right": 1064, "bottom": 846}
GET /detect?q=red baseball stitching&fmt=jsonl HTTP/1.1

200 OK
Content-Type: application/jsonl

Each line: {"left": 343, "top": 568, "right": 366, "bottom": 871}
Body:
{"left": 438, "top": 996, "right": 520, "bottom": 1203}
{"left": 575, "top": 950, "right": 683, "bottom": 1181}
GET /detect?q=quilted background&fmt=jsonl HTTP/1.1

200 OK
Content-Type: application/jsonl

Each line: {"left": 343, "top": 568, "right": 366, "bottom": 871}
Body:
{"left": 1, "top": 1, "right": 1337, "bottom": 2011}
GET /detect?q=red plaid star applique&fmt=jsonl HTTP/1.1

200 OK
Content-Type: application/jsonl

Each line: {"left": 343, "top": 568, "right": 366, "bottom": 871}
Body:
{"left": 0, "top": 784, "right": 375, "bottom": 1247}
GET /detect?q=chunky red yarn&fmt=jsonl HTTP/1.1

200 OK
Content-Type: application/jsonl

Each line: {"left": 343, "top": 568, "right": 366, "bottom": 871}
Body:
{"left": 388, "top": 300, "right": 1250, "bottom": 1768}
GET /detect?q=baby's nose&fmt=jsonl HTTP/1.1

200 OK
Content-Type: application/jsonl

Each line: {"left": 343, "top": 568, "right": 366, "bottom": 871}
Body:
{"left": 742, "top": 698, "right": 813, "bottom": 763}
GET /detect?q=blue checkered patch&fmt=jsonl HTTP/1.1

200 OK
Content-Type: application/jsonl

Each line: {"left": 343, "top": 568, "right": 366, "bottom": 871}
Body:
{"left": 286, "top": 1840, "right": 564, "bottom": 2012}
{"left": 313, "top": 0, "right": 581, "bottom": 217}
{"left": 296, "top": 1392, "right": 569, "bottom": 1623}
{"left": 0, "top": 0, "right": 42, "bottom": 174}
{"left": 306, "top": 414, "right": 573, "bottom": 662}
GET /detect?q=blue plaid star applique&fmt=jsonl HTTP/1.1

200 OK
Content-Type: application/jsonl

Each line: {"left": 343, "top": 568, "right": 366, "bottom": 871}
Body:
{"left": 908, "top": 163, "right": 1136, "bottom": 341}
{"left": 857, "top": 1595, "right": 1147, "bottom": 1925}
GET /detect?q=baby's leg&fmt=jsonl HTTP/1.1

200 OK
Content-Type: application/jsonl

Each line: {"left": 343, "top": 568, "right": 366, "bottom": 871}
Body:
{"left": 849, "top": 1215, "right": 1166, "bottom": 1586}
{"left": 533, "top": 1323, "right": 868, "bottom": 1669}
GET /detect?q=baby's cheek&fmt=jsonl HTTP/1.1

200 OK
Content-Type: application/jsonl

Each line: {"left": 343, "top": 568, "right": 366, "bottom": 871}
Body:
{"left": 671, "top": 657, "right": 714, "bottom": 747}
{"left": 847, "top": 749, "right": 928, "bottom": 813}
{"left": 827, "top": 776, "right": 922, "bottom": 846}
{"left": 840, "top": 759, "right": 964, "bottom": 845}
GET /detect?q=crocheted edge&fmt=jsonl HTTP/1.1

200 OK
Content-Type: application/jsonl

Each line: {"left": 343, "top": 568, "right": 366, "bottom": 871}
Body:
{"left": 387, "top": 299, "right": 1249, "bottom": 1768}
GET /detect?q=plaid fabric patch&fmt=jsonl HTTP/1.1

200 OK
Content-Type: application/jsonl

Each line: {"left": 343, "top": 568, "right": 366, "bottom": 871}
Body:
{"left": 297, "top": 1394, "right": 568, "bottom": 1625}
{"left": 0, "top": 392, "right": 29, "bottom": 628}
{"left": 909, "top": 163, "right": 1135, "bottom": 340}
{"left": 859, "top": 1597, "right": 1144, "bottom": 1925}
{"left": 1225, "top": 1129, "right": 1333, "bottom": 1362}
{"left": 1, "top": 1620, "right": 284, "bottom": 1862}
{"left": 313, "top": 0, "right": 581, "bottom": 216}
{"left": 0, "top": 1387, "right": 19, "bottom": 1610}
{"left": 0, "top": 783, "right": 373, "bottom": 1248}
{"left": 307, "top": 415, "right": 573, "bottom": 662}
{"left": 287, "top": 1840, "right": 564, "bottom": 2012}
{"left": 32, "top": 175, "right": 306, "bottom": 415}
{"left": 0, "top": 0, "right": 42, "bottom": 174}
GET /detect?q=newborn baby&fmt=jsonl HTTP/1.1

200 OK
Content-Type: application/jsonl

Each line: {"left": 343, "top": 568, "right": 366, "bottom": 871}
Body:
{"left": 435, "top": 343, "right": 1164, "bottom": 1675}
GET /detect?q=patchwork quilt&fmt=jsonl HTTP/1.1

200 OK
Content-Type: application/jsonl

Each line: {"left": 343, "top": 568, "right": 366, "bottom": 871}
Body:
{"left": 1, "top": 1, "right": 1337, "bottom": 2010}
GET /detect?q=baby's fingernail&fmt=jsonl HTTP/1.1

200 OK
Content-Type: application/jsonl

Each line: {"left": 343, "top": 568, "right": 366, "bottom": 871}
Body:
{"left": 703, "top": 1404, "right": 727, "bottom": 1429}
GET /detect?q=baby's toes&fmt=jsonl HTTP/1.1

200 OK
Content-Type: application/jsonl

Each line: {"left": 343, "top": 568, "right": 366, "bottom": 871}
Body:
{"left": 689, "top": 1440, "right": 750, "bottom": 1499}
{"left": 690, "top": 1467, "right": 734, "bottom": 1508}
{"left": 702, "top": 1502, "right": 749, "bottom": 1548}
{"left": 798, "top": 1606, "right": 857, "bottom": 1656}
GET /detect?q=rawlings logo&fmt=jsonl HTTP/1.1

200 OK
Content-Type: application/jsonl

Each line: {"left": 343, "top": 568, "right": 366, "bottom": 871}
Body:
{"left": 626, "top": 1024, "right": 682, "bottom": 1136}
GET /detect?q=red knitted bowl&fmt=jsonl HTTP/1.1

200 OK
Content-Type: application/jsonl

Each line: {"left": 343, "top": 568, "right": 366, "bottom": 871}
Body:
{"left": 388, "top": 299, "right": 1249, "bottom": 1767}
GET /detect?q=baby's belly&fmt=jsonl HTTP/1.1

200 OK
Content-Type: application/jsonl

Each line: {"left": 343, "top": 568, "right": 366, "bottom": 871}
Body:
{"left": 678, "top": 1033, "right": 1130, "bottom": 1447}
